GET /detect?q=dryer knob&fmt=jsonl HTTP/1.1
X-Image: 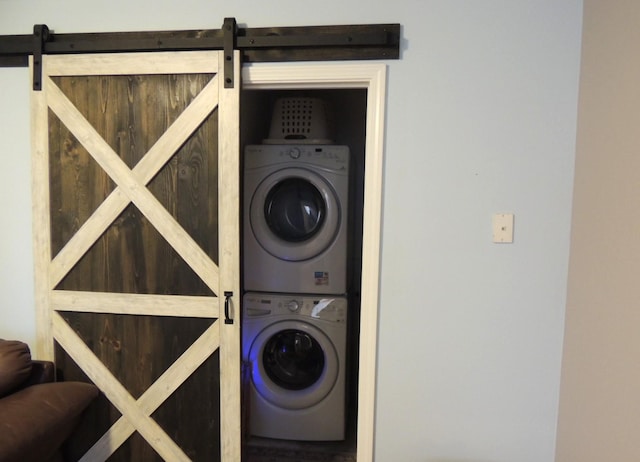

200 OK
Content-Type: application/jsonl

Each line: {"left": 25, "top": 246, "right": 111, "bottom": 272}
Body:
{"left": 288, "top": 147, "right": 301, "bottom": 159}
{"left": 286, "top": 300, "right": 300, "bottom": 312}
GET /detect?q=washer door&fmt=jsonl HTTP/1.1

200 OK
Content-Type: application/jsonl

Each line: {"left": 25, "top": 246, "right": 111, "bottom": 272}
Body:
{"left": 250, "top": 167, "right": 340, "bottom": 261}
{"left": 248, "top": 320, "right": 339, "bottom": 410}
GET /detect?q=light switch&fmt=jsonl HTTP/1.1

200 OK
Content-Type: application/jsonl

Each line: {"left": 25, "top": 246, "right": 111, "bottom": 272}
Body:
{"left": 492, "top": 213, "right": 514, "bottom": 243}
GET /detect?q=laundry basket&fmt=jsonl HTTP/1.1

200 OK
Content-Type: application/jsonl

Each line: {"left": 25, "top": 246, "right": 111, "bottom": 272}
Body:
{"left": 263, "top": 97, "right": 333, "bottom": 144}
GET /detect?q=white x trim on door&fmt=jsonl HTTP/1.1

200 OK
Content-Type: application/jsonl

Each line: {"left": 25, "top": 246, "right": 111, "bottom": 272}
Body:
{"left": 31, "top": 51, "right": 241, "bottom": 461}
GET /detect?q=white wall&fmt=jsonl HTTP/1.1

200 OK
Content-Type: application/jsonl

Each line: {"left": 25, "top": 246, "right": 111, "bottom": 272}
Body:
{"left": 0, "top": 66, "right": 34, "bottom": 346}
{"left": 0, "top": 1, "right": 583, "bottom": 461}
{"left": 375, "top": 3, "right": 581, "bottom": 461}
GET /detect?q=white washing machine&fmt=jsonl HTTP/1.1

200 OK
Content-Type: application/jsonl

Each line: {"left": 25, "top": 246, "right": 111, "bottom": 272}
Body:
{"left": 242, "top": 292, "right": 347, "bottom": 441}
{"left": 243, "top": 144, "right": 349, "bottom": 294}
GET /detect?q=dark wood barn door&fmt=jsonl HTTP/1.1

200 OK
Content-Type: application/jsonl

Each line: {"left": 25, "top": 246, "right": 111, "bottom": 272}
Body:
{"left": 31, "top": 51, "right": 240, "bottom": 461}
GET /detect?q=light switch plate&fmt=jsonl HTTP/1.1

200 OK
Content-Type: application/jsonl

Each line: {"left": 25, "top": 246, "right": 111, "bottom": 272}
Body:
{"left": 493, "top": 213, "right": 514, "bottom": 243}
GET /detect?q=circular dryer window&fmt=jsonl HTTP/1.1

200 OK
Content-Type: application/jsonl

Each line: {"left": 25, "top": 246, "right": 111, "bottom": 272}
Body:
{"left": 250, "top": 168, "right": 340, "bottom": 262}
{"left": 249, "top": 320, "right": 339, "bottom": 410}
{"left": 264, "top": 179, "right": 325, "bottom": 243}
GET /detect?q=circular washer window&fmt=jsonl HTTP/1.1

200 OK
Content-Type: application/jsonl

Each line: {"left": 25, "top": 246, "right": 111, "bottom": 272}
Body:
{"left": 249, "top": 320, "right": 339, "bottom": 410}
{"left": 250, "top": 167, "right": 340, "bottom": 262}
{"left": 262, "top": 329, "right": 325, "bottom": 390}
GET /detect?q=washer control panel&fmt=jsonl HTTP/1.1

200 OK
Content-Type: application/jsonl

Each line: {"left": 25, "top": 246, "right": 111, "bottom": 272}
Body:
{"left": 244, "top": 293, "right": 346, "bottom": 323}
{"left": 286, "top": 300, "right": 300, "bottom": 312}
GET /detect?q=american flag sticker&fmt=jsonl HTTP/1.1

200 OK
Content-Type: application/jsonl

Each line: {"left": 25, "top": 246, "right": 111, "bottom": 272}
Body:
{"left": 314, "top": 271, "right": 329, "bottom": 285}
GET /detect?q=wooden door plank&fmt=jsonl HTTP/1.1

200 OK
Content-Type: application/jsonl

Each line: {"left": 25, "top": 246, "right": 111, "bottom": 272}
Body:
{"left": 52, "top": 311, "right": 191, "bottom": 461}
{"left": 34, "top": 51, "right": 239, "bottom": 461}
{"left": 31, "top": 56, "right": 54, "bottom": 360}
{"left": 49, "top": 75, "right": 220, "bottom": 288}
{"left": 79, "top": 319, "right": 221, "bottom": 461}
{"left": 45, "top": 51, "right": 220, "bottom": 76}
{"left": 45, "top": 76, "right": 219, "bottom": 294}
{"left": 51, "top": 290, "right": 219, "bottom": 318}
{"left": 218, "top": 50, "right": 241, "bottom": 462}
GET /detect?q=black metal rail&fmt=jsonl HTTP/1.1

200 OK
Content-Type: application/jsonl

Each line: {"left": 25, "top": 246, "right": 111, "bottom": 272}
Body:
{"left": 0, "top": 19, "right": 401, "bottom": 68}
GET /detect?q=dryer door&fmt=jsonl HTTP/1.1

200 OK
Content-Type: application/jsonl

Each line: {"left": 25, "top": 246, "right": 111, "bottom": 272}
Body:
{"left": 248, "top": 319, "right": 339, "bottom": 410}
{"left": 250, "top": 167, "right": 341, "bottom": 261}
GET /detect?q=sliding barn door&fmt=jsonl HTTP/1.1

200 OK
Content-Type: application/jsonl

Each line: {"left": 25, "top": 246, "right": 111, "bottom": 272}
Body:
{"left": 31, "top": 51, "right": 240, "bottom": 461}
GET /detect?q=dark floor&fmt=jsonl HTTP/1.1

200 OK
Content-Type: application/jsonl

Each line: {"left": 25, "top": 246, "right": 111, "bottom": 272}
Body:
{"left": 244, "top": 435, "right": 357, "bottom": 462}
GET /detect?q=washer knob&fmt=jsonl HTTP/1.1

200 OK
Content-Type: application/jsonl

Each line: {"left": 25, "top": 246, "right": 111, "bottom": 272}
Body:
{"left": 286, "top": 300, "right": 300, "bottom": 312}
{"left": 288, "top": 147, "right": 301, "bottom": 159}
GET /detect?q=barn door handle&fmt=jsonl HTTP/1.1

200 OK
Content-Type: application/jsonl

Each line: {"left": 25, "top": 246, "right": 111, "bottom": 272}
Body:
{"left": 224, "top": 291, "right": 234, "bottom": 325}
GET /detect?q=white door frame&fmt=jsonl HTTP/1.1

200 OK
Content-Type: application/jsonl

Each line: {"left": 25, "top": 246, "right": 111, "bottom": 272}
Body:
{"left": 242, "top": 61, "right": 386, "bottom": 462}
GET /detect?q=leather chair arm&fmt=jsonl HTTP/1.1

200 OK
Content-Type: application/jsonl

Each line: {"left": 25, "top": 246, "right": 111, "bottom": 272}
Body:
{"left": 22, "top": 360, "right": 55, "bottom": 387}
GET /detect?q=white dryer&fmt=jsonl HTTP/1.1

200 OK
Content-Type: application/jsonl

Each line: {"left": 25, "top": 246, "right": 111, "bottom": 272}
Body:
{"left": 242, "top": 292, "right": 347, "bottom": 441}
{"left": 243, "top": 144, "right": 349, "bottom": 294}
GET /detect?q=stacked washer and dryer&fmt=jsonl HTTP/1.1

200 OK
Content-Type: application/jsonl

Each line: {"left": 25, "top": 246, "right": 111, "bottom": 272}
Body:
{"left": 242, "top": 97, "right": 350, "bottom": 441}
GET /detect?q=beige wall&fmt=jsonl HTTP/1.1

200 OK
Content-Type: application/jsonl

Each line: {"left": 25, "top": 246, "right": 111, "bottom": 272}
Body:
{"left": 556, "top": 1, "right": 640, "bottom": 460}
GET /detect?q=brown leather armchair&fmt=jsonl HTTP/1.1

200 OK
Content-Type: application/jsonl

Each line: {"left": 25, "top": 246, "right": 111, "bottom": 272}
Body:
{"left": 0, "top": 339, "right": 99, "bottom": 462}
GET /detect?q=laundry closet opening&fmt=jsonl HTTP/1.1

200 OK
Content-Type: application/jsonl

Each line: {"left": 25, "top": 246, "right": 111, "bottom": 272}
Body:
{"left": 240, "top": 88, "right": 367, "bottom": 462}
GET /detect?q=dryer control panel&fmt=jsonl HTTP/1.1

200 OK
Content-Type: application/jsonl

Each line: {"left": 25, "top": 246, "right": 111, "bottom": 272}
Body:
{"left": 245, "top": 144, "right": 349, "bottom": 174}
{"left": 244, "top": 293, "right": 347, "bottom": 323}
